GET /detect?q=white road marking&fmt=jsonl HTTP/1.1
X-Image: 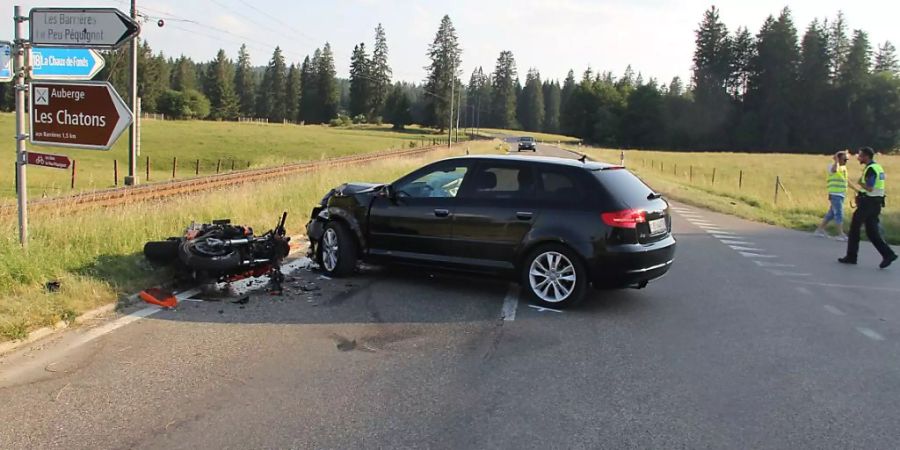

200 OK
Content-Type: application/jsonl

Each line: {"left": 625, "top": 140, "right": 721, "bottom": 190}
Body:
{"left": 719, "top": 240, "right": 755, "bottom": 246}
{"left": 856, "top": 327, "right": 885, "bottom": 341}
{"left": 739, "top": 252, "right": 779, "bottom": 258}
{"left": 527, "top": 304, "right": 564, "bottom": 313}
{"left": 753, "top": 260, "right": 796, "bottom": 268}
{"left": 823, "top": 305, "right": 846, "bottom": 316}
{"left": 501, "top": 285, "right": 519, "bottom": 321}
{"left": 729, "top": 245, "right": 765, "bottom": 252}
{"left": 706, "top": 230, "right": 737, "bottom": 235}
{"left": 789, "top": 280, "right": 900, "bottom": 294}
{"left": 795, "top": 287, "right": 813, "bottom": 296}
{"left": 766, "top": 269, "right": 811, "bottom": 277}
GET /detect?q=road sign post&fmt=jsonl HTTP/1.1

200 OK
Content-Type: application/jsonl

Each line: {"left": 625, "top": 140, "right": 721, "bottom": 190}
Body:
{"left": 13, "top": 6, "right": 28, "bottom": 246}
{"left": 30, "top": 81, "right": 133, "bottom": 150}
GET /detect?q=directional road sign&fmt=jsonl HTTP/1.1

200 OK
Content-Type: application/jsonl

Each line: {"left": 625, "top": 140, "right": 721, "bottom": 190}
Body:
{"left": 0, "top": 41, "right": 12, "bottom": 82}
{"left": 27, "top": 152, "right": 72, "bottom": 169}
{"left": 29, "top": 8, "right": 140, "bottom": 49}
{"left": 31, "top": 47, "right": 105, "bottom": 80}
{"left": 30, "top": 81, "right": 133, "bottom": 150}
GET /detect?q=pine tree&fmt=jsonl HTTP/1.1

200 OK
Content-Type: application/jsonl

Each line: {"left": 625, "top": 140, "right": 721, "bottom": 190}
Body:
{"left": 521, "top": 69, "right": 545, "bottom": 131}
{"left": 205, "top": 49, "right": 239, "bottom": 120}
{"left": 874, "top": 41, "right": 899, "bottom": 74}
{"left": 170, "top": 55, "right": 197, "bottom": 91}
{"left": 839, "top": 30, "right": 874, "bottom": 146}
{"left": 796, "top": 20, "right": 831, "bottom": 150}
{"left": 284, "top": 63, "right": 301, "bottom": 122}
{"left": 349, "top": 43, "right": 372, "bottom": 118}
{"left": 384, "top": 84, "right": 412, "bottom": 130}
{"left": 233, "top": 44, "right": 256, "bottom": 117}
{"left": 542, "top": 81, "right": 561, "bottom": 133}
{"left": 370, "top": 24, "right": 392, "bottom": 118}
{"left": 559, "top": 70, "right": 576, "bottom": 134}
{"left": 257, "top": 47, "right": 287, "bottom": 122}
{"left": 728, "top": 27, "right": 755, "bottom": 99}
{"left": 692, "top": 6, "right": 734, "bottom": 148}
{"left": 424, "top": 15, "right": 462, "bottom": 130}
{"left": 136, "top": 42, "right": 167, "bottom": 112}
{"left": 828, "top": 12, "right": 850, "bottom": 82}
{"left": 299, "top": 50, "right": 321, "bottom": 123}
{"left": 490, "top": 51, "right": 518, "bottom": 129}
{"left": 318, "top": 43, "right": 340, "bottom": 122}
{"left": 749, "top": 8, "right": 800, "bottom": 150}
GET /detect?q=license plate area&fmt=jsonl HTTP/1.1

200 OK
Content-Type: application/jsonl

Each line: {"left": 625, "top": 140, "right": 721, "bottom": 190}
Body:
{"left": 649, "top": 218, "right": 667, "bottom": 236}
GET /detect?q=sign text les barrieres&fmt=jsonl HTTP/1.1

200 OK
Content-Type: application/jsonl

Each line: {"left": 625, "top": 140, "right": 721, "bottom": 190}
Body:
{"left": 29, "top": 8, "right": 140, "bottom": 49}
{"left": 30, "top": 81, "right": 133, "bottom": 150}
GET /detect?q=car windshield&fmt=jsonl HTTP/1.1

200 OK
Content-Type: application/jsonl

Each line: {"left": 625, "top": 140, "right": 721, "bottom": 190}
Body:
{"left": 520, "top": 137, "right": 534, "bottom": 142}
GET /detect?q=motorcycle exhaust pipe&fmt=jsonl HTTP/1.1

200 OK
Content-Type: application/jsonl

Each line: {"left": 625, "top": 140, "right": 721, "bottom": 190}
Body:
{"left": 240, "top": 259, "right": 272, "bottom": 266}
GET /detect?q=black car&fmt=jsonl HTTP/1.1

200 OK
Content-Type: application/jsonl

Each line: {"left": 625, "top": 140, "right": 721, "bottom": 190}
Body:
{"left": 306, "top": 155, "right": 675, "bottom": 307}
{"left": 517, "top": 137, "right": 537, "bottom": 152}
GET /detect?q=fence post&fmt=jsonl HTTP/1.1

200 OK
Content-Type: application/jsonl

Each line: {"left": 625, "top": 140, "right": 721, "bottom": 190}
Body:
{"left": 114, "top": 159, "right": 118, "bottom": 186}
{"left": 231, "top": 160, "right": 235, "bottom": 171}
{"left": 674, "top": 164, "right": 677, "bottom": 176}
{"left": 739, "top": 170, "right": 743, "bottom": 190}
{"left": 690, "top": 165, "right": 693, "bottom": 183}
{"left": 172, "top": 157, "right": 177, "bottom": 179}
{"left": 216, "top": 159, "right": 221, "bottom": 174}
{"left": 774, "top": 176, "right": 780, "bottom": 205}
{"left": 712, "top": 168, "right": 717, "bottom": 186}
{"left": 195, "top": 159, "right": 200, "bottom": 175}
{"left": 71, "top": 160, "right": 76, "bottom": 189}
{"left": 247, "top": 161, "right": 251, "bottom": 169}
{"left": 661, "top": 162, "right": 664, "bottom": 172}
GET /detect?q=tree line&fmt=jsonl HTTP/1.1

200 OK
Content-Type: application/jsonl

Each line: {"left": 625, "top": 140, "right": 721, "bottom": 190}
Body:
{"left": 1, "top": 8, "right": 897, "bottom": 151}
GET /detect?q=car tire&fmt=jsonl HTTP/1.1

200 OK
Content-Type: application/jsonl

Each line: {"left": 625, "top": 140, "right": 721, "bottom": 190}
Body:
{"left": 521, "top": 244, "right": 588, "bottom": 308}
{"left": 317, "top": 221, "right": 358, "bottom": 277}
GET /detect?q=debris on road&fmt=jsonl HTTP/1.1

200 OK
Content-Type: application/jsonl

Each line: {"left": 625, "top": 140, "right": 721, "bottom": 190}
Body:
{"left": 139, "top": 288, "right": 178, "bottom": 309}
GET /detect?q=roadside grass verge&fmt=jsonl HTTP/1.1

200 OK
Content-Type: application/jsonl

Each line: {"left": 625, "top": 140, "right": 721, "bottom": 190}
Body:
{"left": 477, "top": 128, "right": 582, "bottom": 143}
{"left": 0, "top": 112, "right": 458, "bottom": 200}
{"left": 576, "top": 147, "right": 900, "bottom": 244}
{"left": 0, "top": 140, "right": 504, "bottom": 342}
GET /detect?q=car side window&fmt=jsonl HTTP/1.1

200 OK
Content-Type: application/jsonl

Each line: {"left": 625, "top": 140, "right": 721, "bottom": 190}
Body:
{"left": 394, "top": 164, "right": 468, "bottom": 198}
{"left": 538, "top": 168, "right": 586, "bottom": 204}
{"left": 460, "top": 163, "right": 535, "bottom": 199}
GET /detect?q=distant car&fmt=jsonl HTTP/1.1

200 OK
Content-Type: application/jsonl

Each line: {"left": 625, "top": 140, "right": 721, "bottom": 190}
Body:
{"left": 305, "top": 155, "right": 676, "bottom": 308}
{"left": 517, "top": 137, "right": 537, "bottom": 152}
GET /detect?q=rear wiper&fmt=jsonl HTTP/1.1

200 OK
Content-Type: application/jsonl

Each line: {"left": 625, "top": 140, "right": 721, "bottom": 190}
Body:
{"left": 647, "top": 192, "right": 662, "bottom": 200}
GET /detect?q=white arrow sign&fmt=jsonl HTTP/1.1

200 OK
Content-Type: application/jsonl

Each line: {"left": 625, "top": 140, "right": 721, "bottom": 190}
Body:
{"left": 29, "top": 8, "right": 140, "bottom": 49}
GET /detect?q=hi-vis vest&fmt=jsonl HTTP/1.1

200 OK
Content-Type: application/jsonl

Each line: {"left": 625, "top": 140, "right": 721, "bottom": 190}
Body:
{"left": 827, "top": 165, "right": 848, "bottom": 194}
{"left": 859, "top": 162, "right": 886, "bottom": 197}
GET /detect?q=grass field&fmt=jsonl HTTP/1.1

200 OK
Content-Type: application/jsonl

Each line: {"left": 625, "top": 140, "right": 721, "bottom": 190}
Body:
{"left": 477, "top": 128, "right": 582, "bottom": 143}
{"left": 0, "top": 141, "right": 504, "bottom": 342}
{"left": 0, "top": 113, "right": 458, "bottom": 200}
{"left": 576, "top": 147, "right": 900, "bottom": 244}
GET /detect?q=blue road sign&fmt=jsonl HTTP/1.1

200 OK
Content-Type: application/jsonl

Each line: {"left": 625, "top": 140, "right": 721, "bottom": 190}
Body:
{"left": 0, "top": 42, "right": 11, "bottom": 82}
{"left": 31, "top": 47, "right": 105, "bottom": 80}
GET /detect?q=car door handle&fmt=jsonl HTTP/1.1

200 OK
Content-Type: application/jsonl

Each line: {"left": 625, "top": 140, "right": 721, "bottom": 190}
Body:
{"left": 516, "top": 211, "right": 534, "bottom": 220}
{"left": 434, "top": 208, "right": 450, "bottom": 218}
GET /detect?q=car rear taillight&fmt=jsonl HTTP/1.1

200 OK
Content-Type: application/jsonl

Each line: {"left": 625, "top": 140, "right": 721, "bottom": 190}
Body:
{"left": 601, "top": 209, "right": 647, "bottom": 229}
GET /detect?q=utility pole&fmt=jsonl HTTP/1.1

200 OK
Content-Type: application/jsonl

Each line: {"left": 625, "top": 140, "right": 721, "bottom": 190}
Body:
{"left": 13, "top": 5, "right": 28, "bottom": 246}
{"left": 455, "top": 85, "right": 461, "bottom": 143}
{"left": 124, "top": 0, "right": 138, "bottom": 185}
{"left": 448, "top": 71, "right": 454, "bottom": 149}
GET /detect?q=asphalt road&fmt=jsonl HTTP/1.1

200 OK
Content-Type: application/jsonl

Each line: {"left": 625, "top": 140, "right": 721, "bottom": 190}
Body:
{"left": 2, "top": 142, "right": 899, "bottom": 449}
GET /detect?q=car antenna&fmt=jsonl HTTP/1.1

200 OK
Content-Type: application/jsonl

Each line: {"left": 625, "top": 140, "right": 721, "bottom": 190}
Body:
{"left": 578, "top": 154, "right": 587, "bottom": 163}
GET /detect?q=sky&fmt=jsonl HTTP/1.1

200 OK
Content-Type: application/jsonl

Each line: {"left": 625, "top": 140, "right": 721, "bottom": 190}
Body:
{"left": 3, "top": 0, "right": 899, "bottom": 86}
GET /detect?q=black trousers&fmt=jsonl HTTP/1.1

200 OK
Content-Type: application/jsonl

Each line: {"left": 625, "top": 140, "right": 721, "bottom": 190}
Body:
{"left": 846, "top": 196, "right": 896, "bottom": 260}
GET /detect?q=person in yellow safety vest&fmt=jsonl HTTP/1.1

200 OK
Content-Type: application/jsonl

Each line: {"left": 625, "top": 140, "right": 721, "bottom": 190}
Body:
{"left": 814, "top": 150, "right": 849, "bottom": 241}
{"left": 839, "top": 147, "right": 897, "bottom": 269}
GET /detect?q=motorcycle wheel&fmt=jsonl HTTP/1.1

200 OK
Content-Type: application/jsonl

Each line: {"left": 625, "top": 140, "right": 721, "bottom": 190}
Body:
{"left": 177, "top": 238, "right": 242, "bottom": 272}
{"left": 144, "top": 239, "right": 180, "bottom": 265}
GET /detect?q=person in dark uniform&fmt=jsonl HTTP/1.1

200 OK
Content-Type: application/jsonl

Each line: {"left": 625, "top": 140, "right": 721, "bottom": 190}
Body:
{"left": 839, "top": 147, "right": 897, "bottom": 269}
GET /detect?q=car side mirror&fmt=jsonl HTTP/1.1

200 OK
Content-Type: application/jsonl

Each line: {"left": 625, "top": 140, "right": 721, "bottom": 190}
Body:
{"left": 380, "top": 185, "right": 396, "bottom": 200}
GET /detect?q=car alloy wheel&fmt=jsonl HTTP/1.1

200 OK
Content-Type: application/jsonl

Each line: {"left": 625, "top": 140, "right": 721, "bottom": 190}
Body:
{"left": 528, "top": 251, "right": 577, "bottom": 303}
{"left": 322, "top": 227, "right": 339, "bottom": 272}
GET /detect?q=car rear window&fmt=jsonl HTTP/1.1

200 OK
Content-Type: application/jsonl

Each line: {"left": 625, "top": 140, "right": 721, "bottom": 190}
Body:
{"left": 538, "top": 169, "right": 585, "bottom": 204}
{"left": 592, "top": 169, "right": 655, "bottom": 207}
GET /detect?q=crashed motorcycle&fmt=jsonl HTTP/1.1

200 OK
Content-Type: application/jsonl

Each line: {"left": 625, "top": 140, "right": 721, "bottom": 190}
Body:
{"left": 143, "top": 212, "right": 291, "bottom": 289}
